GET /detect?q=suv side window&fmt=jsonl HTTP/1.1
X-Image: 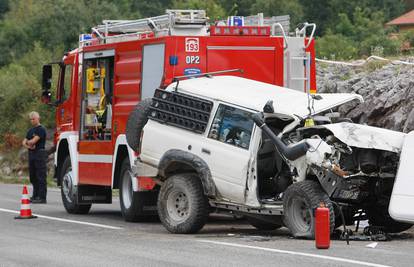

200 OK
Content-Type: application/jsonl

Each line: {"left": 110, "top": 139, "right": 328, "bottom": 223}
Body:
{"left": 208, "top": 104, "right": 254, "bottom": 149}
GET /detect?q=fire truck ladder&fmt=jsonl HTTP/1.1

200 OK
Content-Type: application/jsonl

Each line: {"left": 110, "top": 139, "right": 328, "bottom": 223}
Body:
{"left": 285, "top": 23, "right": 316, "bottom": 92}
{"left": 92, "top": 9, "right": 208, "bottom": 41}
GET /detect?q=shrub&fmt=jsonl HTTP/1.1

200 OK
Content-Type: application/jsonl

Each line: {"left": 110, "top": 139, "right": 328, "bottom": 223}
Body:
{"left": 316, "top": 33, "right": 358, "bottom": 60}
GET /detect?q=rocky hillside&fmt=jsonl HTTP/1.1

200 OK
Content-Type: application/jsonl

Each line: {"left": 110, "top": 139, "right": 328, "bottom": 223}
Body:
{"left": 317, "top": 59, "right": 414, "bottom": 133}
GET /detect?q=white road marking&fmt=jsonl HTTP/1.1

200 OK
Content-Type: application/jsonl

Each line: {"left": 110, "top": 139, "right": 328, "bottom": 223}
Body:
{"left": 0, "top": 208, "right": 122, "bottom": 230}
{"left": 198, "top": 240, "right": 392, "bottom": 267}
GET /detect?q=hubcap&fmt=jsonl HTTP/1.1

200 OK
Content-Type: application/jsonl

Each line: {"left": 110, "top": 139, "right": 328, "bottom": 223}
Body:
{"left": 291, "top": 197, "right": 312, "bottom": 232}
{"left": 166, "top": 190, "right": 190, "bottom": 222}
{"left": 121, "top": 170, "right": 133, "bottom": 209}
{"left": 62, "top": 168, "right": 74, "bottom": 204}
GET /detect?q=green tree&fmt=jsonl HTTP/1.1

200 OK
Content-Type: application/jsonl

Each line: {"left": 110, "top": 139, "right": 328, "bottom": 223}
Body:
{"left": 220, "top": 0, "right": 256, "bottom": 16}
{"left": 0, "top": 43, "right": 55, "bottom": 139}
{"left": 0, "top": 0, "right": 8, "bottom": 18}
{"left": 316, "top": 32, "right": 358, "bottom": 59}
{"left": 172, "top": 0, "right": 226, "bottom": 20}
{"left": 0, "top": 0, "right": 123, "bottom": 66}
{"left": 250, "top": 0, "right": 304, "bottom": 27}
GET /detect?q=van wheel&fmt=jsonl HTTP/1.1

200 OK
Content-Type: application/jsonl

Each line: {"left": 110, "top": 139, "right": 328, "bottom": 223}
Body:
{"left": 158, "top": 173, "right": 208, "bottom": 234}
{"left": 247, "top": 216, "right": 282, "bottom": 230}
{"left": 119, "top": 158, "right": 157, "bottom": 222}
{"left": 60, "top": 157, "right": 91, "bottom": 214}
{"left": 126, "top": 98, "right": 152, "bottom": 152}
{"left": 366, "top": 196, "right": 412, "bottom": 233}
{"left": 283, "top": 180, "right": 334, "bottom": 239}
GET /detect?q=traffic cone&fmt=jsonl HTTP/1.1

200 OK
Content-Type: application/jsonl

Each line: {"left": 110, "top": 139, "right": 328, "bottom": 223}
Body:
{"left": 15, "top": 185, "right": 37, "bottom": 219}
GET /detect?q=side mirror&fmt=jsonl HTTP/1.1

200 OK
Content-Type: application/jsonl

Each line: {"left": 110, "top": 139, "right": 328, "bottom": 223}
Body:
{"left": 263, "top": 100, "right": 274, "bottom": 113}
{"left": 42, "top": 65, "right": 52, "bottom": 90}
{"left": 41, "top": 90, "right": 52, "bottom": 104}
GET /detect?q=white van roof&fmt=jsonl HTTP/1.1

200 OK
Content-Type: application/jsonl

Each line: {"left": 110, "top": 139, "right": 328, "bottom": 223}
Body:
{"left": 168, "top": 76, "right": 363, "bottom": 118}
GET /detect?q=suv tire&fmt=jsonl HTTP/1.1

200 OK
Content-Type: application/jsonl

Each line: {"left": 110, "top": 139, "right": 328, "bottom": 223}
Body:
{"left": 283, "top": 180, "right": 334, "bottom": 239}
{"left": 61, "top": 157, "right": 92, "bottom": 214}
{"left": 158, "top": 173, "right": 208, "bottom": 234}
{"left": 126, "top": 98, "right": 152, "bottom": 152}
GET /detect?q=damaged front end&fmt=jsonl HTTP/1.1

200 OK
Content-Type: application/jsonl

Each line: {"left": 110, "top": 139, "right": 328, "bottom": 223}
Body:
{"left": 253, "top": 111, "right": 412, "bottom": 232}
{"left": 298, "top": 123, "right": 403, "bottom": 205}
{"left": 291, "top": 122, "right": 412, "bottom": 232}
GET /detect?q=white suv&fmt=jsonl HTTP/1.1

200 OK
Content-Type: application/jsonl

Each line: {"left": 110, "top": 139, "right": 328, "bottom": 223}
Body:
{"left": 127, "top": 75, "right": 414, "bottom": 238}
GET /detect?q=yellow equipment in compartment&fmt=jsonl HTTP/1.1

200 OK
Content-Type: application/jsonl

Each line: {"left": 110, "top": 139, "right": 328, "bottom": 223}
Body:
{"left": 86, "top": 67, "right": 106, "bottom": 94}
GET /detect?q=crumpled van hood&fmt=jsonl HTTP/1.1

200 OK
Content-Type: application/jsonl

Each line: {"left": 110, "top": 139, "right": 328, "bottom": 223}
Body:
{"left": 322, "top": 122, "right": 406, "bottom": 153}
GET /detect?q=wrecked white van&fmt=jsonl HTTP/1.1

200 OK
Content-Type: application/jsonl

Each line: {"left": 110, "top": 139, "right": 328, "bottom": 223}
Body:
{"left": 127, "top": 76, "right": 413, "bottom": 238}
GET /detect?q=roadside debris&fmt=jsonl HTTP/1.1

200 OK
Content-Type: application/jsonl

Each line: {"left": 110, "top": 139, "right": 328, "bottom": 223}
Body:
{"left": 366, "top": 242, "right": 378, "bottom": 248}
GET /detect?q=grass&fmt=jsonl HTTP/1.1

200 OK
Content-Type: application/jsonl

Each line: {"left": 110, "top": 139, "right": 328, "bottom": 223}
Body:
{"left": 0, "top": 174, "right": 57, "bottom": 188}
{"left": 340, "top": 73, "right": 352, "bottom": 81}
{"left": 363, "top": 60, "right": 388, "bottom": 73}
{"left": 0, "top": 176, "right": 26, "bottom": 184}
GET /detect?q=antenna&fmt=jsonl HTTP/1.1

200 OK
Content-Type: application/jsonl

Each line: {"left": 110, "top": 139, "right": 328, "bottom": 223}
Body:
{"left": 173, "top": 69, "right": 243, "bottom": 81}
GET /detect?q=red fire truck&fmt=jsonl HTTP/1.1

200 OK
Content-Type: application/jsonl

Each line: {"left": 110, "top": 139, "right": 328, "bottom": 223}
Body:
{"left": 41, "top": 10, "right": 317, "bottom": 218}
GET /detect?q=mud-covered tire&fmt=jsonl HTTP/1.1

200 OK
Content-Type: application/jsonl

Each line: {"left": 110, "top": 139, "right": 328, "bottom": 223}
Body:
{"left": 283, "top": 180, "right": 335, "bottom": 239}
{"left": 247, "top": 216, "right": 282, "bottom": 230}
{"left": 60, "top": 157, "right": 91, "bottom": 214}
{"left": 126, "top": 98, "right": 152, "bottom": 152}
{"left": 158, "top": 173, "right": 208, "bottom": 234}
{"left": 366, "top": 197, "right": 413, "bottom": 233}
{"left": 119, "top": 157, "right": 158, "bottom": 222}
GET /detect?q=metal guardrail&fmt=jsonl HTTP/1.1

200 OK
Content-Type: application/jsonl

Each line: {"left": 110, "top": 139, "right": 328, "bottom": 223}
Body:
{"left": 316, "top": 56, "right": 414, "bottom": 66}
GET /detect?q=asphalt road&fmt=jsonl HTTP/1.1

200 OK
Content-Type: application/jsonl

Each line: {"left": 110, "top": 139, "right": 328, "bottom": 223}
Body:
{"left": 1, "top": 183, "right": 413, "bottom": 267}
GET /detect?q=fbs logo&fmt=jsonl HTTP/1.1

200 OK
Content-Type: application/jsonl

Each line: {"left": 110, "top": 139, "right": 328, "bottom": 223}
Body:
{"left": 185, "top": 38, "right": 199, "bottom": 52}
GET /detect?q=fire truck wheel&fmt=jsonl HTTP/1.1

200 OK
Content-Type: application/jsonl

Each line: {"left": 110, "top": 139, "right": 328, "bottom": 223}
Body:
{"left": 119, "top": 157, "right": 154, "bottom": 222}
{"left": 283, "top": 180, "right": 335, "bottom": 239}
{"left": 126, "top": 98, "right": 152, "bottom": 152}
{"left": 60, "top": 157, "right": 92, "bottom": 214}
{"left": 246, "top": 216, "right": 282, "bottom": 230}
{"left": 157, "top": 173, "right": 208, "bottom": 234}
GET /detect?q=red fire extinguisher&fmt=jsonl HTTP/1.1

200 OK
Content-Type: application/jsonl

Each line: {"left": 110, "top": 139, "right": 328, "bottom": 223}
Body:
{"left": 315, "top": 202, "right": 330, "bottom": 249}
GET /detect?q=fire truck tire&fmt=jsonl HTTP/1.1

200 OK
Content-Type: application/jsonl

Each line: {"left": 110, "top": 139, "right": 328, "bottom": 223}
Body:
{"left": 158, "top": 173, "right": 208, "bottom": 234}
{"left": 126, "top": 98, "right": 152, "bottom": 152}
{"left": 60, "top": 157, "right": 92, "bottom": 214}
{"left": 119, "top": 157, "right": 156, "bottom": 222}
{"left": 283, "top": 180, "right": 335, "bottom": 239}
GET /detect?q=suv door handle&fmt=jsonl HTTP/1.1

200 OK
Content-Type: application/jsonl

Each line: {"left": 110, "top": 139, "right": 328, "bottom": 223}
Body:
{"left": 201, "top": 148, "right": 211, "bottom": 155}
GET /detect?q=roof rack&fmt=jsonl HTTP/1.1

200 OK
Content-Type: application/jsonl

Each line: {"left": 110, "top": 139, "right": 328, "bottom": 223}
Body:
{"left": 217, "top": 13, "right": 290, "bottom": 36}
{"left": 79, "top": 10, "right": 291, "bottom": 47}
{"left": 93, "top": 9, "right": 208, "bottom": 38}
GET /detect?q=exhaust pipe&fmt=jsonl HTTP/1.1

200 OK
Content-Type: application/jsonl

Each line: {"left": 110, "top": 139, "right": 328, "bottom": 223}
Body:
{"left": 252, "top": 113, "right": 308, "bottom": 161}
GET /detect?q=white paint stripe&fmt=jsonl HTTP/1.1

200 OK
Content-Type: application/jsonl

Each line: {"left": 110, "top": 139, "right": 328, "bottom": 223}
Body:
{"left": 207, "top": 46, "right": 275, "bottom": 51}
{"left": 0, "top": 208, "right": 121, "bottom": 230}
{"left": 198, "top": 240, "right": 392, "bottom": 267}
{"left": 78, "top": 154, "right": 112, "bottom": 163}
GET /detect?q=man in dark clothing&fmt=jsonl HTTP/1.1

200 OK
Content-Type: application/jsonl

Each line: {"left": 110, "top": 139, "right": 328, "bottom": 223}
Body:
{"left": 22, "top": 111, "right": 47, "bottom": 204}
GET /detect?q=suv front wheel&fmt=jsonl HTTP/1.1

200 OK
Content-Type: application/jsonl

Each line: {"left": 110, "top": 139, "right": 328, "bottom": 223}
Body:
{"left": 283, "top": 180, "right": 335, "bottom": 239}
{"left": 158, "top": 173, "right": 208, "bottom": 234}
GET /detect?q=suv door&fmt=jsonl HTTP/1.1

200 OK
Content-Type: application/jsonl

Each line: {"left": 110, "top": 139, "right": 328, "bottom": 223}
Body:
{"left": 197, "top": 103, "right": 255, "bottom": 203}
